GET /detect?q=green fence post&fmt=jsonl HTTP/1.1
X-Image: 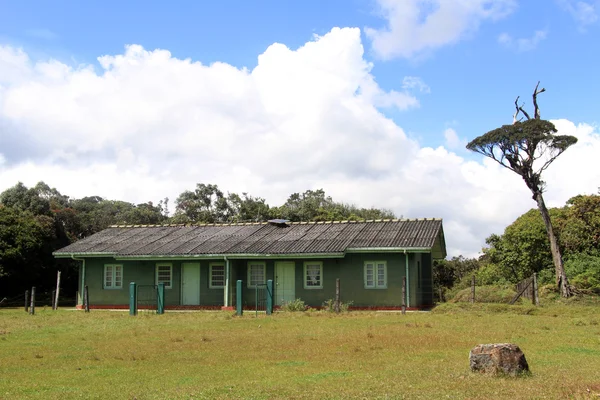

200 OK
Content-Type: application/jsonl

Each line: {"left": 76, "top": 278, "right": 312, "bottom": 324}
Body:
{"left": 266, "top": 280, "right": 273, "bottom": 315}
{"left": 236, "top": 280, "right": 243, "bottom": 316}
{"left": 157, "top": 283, "right": 165, "bottom": 314}
{"left": 129, "top": 282, "right": 137, "bottom": 316}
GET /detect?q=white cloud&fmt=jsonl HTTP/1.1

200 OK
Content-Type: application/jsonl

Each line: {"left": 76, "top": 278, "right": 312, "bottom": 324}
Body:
{"left": 365, "top": 0, "right": 517, "bottom": 59}
{"left": 402, "top": 76, "right": 431, "bottom": 93}
{"left": 557, "top": 0, "right": 599, "bottom": 30}
{"left": 0, "top": 29, "right": 598, "bottom": 259}
{"left": 498, "top": 29, "right": 548, "bottom": 52}
{"left": 443, "top": 128, "right": 466, "bottom": 149}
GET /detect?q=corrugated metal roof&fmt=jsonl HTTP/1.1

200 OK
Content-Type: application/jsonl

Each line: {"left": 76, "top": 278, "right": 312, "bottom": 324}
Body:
{"left": 53, "top": 219, "right": 446, "bottom": 258}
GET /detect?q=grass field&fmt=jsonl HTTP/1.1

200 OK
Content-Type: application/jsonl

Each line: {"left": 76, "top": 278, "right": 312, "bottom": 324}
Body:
{"left": 1, "top": 302, "right": 599, "bottom": 399}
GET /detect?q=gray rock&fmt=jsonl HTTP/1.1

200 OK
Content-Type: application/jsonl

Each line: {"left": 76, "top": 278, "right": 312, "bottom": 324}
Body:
{"left": 469, "top": 343, "right": 529, "bottom": 375}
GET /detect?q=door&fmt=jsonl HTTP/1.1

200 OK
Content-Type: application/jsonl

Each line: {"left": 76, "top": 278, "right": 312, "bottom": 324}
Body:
{"left": 275, "top": 261, "right": 295, "bottom": 306}
{"left": 181, "top": 263, "right": 200, "bottom": 305}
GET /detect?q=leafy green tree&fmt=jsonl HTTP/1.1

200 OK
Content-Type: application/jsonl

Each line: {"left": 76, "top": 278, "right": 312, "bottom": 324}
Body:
{"left": 559, "top": 194, "right": 600, "bottom": 255}
{"left": 272, "top": 189, "right": 395, "bottom": 222}
{"left": 433, "top": 256, "right": 480, "bottom": 290}
{"left": 466, "top": 82, "right": 577, "bottom": 297}
{"left": 482, "top": 209, "right": 565, "bottom": 282}
{"left": 0, "top": 206, "right": 56, "bottom": 286}
{"left": 0, "top": 182, "right": 52, "bottom": 216}
{"left": 227, "top": 192, "right": 271, "bottom": 222}
{"left": 173, "top": 183, "right": 234, "bottom": 223}
{"left": 70, "top": 197, "right": 166, "bottom": 236}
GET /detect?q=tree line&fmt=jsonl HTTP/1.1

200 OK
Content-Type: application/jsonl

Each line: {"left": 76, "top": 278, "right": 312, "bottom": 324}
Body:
{"left": 0, "top": 181, "right": 395, "bottom": 297}
{"left": 435, "top": 192, "right": 600, "bottom": 299}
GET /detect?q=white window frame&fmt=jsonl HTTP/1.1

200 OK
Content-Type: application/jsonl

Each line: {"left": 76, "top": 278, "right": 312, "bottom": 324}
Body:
{"left": 364, "top": 261, "right": 387, "bottom": 289}
{"left": 156, "top": 263, "right": 173, "bottom": 289}
{"left": 247, "top": 262, "right": 266, "bottom": 288}
{"left": 303, "top": 261, "right": 323, "bottom": 289}
{"left": 209, "top": 263, "right": 226, "bottom": 289}
{"left": 104, "top": 264, "right": 123, "bottom": 289}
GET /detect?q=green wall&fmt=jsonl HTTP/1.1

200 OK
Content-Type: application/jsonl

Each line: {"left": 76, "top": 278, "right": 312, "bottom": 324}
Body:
{"left": 79, "top": 252, "right": 434, "bottom": 308}
{"left": 81, "top": 258, "right": 225, "bottom": 307}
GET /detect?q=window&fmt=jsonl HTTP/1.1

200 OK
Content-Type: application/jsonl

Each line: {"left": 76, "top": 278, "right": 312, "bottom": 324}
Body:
{"left": 304, "top": 262, "right": 323, "bottom": 289}
{"left": 104, "top": 264, "right": 123, "bottom": 289}
{"left": 210, "top": 263, "right": 225, "bottom": 288}
{"left": 156, "top": 263, "right": 173, "bottom": 289}
{"left": 364, "top": 261, "right": 387, "bottom": 289}
{"left": 247, "top": 262, "right": 266, "bottom": 288}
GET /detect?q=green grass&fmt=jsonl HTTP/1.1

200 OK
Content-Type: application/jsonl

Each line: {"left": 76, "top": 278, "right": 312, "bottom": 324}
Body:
{"left": 1, "top": 304, "right": 600, "bottom": 399}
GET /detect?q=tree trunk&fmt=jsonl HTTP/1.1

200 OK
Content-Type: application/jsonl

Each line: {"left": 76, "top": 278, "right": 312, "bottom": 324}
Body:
{"left": 533, "top": 191, "right": 571, "bottom": 297}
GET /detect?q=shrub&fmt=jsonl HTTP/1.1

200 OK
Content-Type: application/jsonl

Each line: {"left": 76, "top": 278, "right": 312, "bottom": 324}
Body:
{"left": 322, "top": 299, "right": 353, "bottom": 312}
{"left": 564, "top": 254, "right": 600, "bottom": 293}
{"left": 280, "top": 298, "right": 307, "bottom": 312}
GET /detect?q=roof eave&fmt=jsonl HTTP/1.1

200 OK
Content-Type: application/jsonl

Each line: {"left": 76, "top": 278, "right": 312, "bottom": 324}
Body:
{"left": 346, "top": 247, "right": 432, "bottom": 253}
{"left": 53, "top": 252, "right": 117, "bottom": 258}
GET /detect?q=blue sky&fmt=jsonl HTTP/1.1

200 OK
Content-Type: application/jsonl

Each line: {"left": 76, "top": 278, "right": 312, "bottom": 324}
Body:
{"left": 0, "top": 0, "right": 599, "bottom": 256}
{"left": 2, "top": 0, "right": 598, "bottom": 147}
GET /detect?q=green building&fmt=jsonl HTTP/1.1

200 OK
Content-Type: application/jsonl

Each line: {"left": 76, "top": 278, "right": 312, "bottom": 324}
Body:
{"left": 53, "top": 219, "right": 446, "bottom": 310}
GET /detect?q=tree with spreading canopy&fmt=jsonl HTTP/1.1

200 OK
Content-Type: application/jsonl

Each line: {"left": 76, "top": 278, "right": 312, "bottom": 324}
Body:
{"left": 466, "top": 82, "right": 578, "bottom": 297}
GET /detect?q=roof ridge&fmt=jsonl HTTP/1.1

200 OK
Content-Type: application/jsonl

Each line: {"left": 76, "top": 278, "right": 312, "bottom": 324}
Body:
{"left": 108, "top": 217, "right": 443, "bottom": 228}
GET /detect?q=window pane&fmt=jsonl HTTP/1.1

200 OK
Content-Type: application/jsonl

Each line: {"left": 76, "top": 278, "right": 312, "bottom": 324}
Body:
{"left": 377, "top": 263, "right": 385, "bottom": 287}
{"left": 115, "top": 266, "right": 122, "bottom": 288}
{"left": 365, "top": 263, "right": 374, "bottom": 287}
{"left": 211, "top": 265, "right": 225, "bottom": 287}
{"left": 105, "top": 266, "right": 113, "bottom": 287}
{"left": 306, "top": 264, "right": 321, "bottom": 287}
{"left": 157, "top": 265, "right": 172, "bottom": 287}
{"left": 249, "top": 264, "right": 264, "bottom": 286}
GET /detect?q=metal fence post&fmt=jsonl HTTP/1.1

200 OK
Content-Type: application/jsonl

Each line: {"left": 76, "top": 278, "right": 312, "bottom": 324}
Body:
{"left": 236, "top": 280, "right": 243, "bottom": 316}
{"left": 266, "top": 280, "right": 273, "bottom": 315}
{"left": 24, "top": 290, "right": 29, "bottom": 313}
{"left": 129, "top": 282, "right": 137, "bottom": 316}
{"left": 157, "top": 283, "right": 165, "bottom": 314}
{"left": 471, "top": 275, "right": 476, "bottom": 304}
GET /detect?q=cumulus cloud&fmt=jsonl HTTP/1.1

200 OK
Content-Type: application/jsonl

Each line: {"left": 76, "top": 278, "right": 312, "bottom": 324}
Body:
{"left": 365, "top": 0, "right": 517, "bottom": 59}
{"left": 443, "top": 128, "right": 466, "bottom": 149}
{"left": 1, "top": 28, "right": 599, "bottom": 258}
{"left": 498, "top": 29, "right": 548, "bottom": 52}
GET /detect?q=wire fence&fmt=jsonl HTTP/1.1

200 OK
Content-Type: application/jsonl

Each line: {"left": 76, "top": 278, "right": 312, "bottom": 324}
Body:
{"left": 137, "top": 284, "right": 158, "bottom": 314}
{"left": 0, "top": 290, "right": 76, "bottom": 309}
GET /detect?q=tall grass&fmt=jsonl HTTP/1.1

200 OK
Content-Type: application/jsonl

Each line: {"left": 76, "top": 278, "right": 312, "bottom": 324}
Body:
{"left": 0, "top": 304, "right": 599, "bottom": 399}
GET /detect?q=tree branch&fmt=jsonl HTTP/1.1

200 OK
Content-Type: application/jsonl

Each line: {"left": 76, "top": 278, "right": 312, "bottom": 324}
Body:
{"left": 533, "top": 81, "right": 546, "bottom": 119}
{"left": 518, "top": 102, "right": 531, "bottom": 120}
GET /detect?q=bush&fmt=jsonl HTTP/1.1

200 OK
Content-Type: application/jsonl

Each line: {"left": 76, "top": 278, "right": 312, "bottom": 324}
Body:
{"left": 564, "top": 254, "right": 600, "bottom": 293}
{"left": 280, "top": 298, "right": 307, "bottom": 312}
{"left": 322, "top": 299, "right": 353, "bottom": 312}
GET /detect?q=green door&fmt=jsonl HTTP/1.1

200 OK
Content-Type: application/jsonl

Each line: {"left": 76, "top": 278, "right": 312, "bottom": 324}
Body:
{"left": 275, "top": 261, "right": 295, "bottom": 306}
{"left": 182, "top": 263, "right": 200, "bottom": 305}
